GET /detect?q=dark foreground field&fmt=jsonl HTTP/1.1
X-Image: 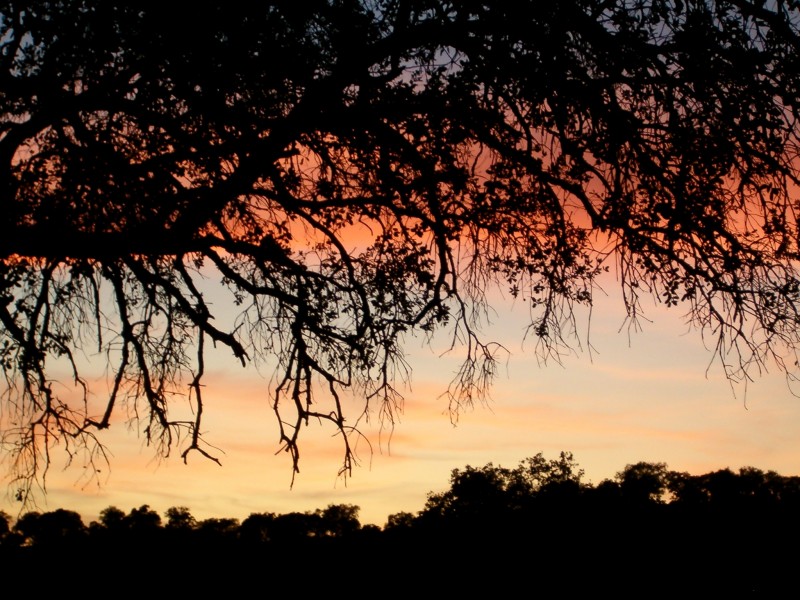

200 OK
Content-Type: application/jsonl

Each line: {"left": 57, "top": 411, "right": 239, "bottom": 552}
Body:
{"left": 3, "top": 509, "right": 796, "bottom": 596}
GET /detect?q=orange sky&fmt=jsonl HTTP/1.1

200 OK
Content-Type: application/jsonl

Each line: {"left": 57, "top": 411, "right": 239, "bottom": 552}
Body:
{"left": 2, "top": 274, "right": 798, "bottom": 528}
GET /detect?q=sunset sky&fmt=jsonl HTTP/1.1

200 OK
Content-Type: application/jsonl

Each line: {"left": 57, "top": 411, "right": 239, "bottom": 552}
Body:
{"left": 3, "top": 272, "right": 798, "bottom": 528}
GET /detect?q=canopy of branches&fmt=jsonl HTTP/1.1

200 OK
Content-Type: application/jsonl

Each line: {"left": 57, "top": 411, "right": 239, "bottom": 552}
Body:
{"left": 2, "top": 0, "right": 800, "bottom": 502}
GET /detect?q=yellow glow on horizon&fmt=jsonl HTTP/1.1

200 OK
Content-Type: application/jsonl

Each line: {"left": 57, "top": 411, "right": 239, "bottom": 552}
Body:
{"left": 2, "top": 250, "right": 799, "bottom": 530}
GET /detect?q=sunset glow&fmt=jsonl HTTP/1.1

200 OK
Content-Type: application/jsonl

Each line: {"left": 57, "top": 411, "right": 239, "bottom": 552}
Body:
{"left": 3, "top": 278, "right": 797, "bottom": 527}
{"left": 2, "top": 1, "right": 800, "bottom": 545}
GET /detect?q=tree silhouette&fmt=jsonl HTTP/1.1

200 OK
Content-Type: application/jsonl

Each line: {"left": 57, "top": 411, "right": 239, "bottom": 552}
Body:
{"left": 317, "top": 503, "right": 362, "bottom": 538}
{"left": 12, "top": 508, "right": 86, "bottom": 547}
{"left": 616, "top": 461, "right": 670, "bottom": 505}
{"left": 3, "top": 0, "right": 800, "bottom": 501}
{"left": 96, "top": 505, "right": 126, "bottom": 530}
{"left": 238, "top": 512, "right": 277, "bottom": 545}
{"left": 195, "top": 516, "right": 240, "bottom": 542}
{"left": 0, "top": 454, "right": 796, "bottom": 594}
{"left": 124, "top": 504, "right": 162, "bottom": 535}
{"left": 419, "top": 451, "right": 590, "bottom": 540}
{"left": 422, "top": 463, "right": 513, "bottom": 524}
{"left": 165, "top": 505, "right": 198, "bottom": 531}
{"left": 508, "top": 450, "right": 586, "bottom": 499}
{"left": 0, "top": 509, "right": 11, "bottom": 540}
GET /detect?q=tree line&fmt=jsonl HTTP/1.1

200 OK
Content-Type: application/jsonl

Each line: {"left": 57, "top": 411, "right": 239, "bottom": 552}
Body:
{"left": 3, "top": 452, "right": 798, "bottom": 544}
{"left": 1, "top": 452, "right": 797, "bottom": 593}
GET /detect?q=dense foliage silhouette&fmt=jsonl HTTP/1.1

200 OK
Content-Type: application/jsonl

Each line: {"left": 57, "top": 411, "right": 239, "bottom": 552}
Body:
{"left": 3, "top": 0, "right": 800, "bottom": 505}
{"left": 1, "top": 453, "right": 798, "bottom": 593}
